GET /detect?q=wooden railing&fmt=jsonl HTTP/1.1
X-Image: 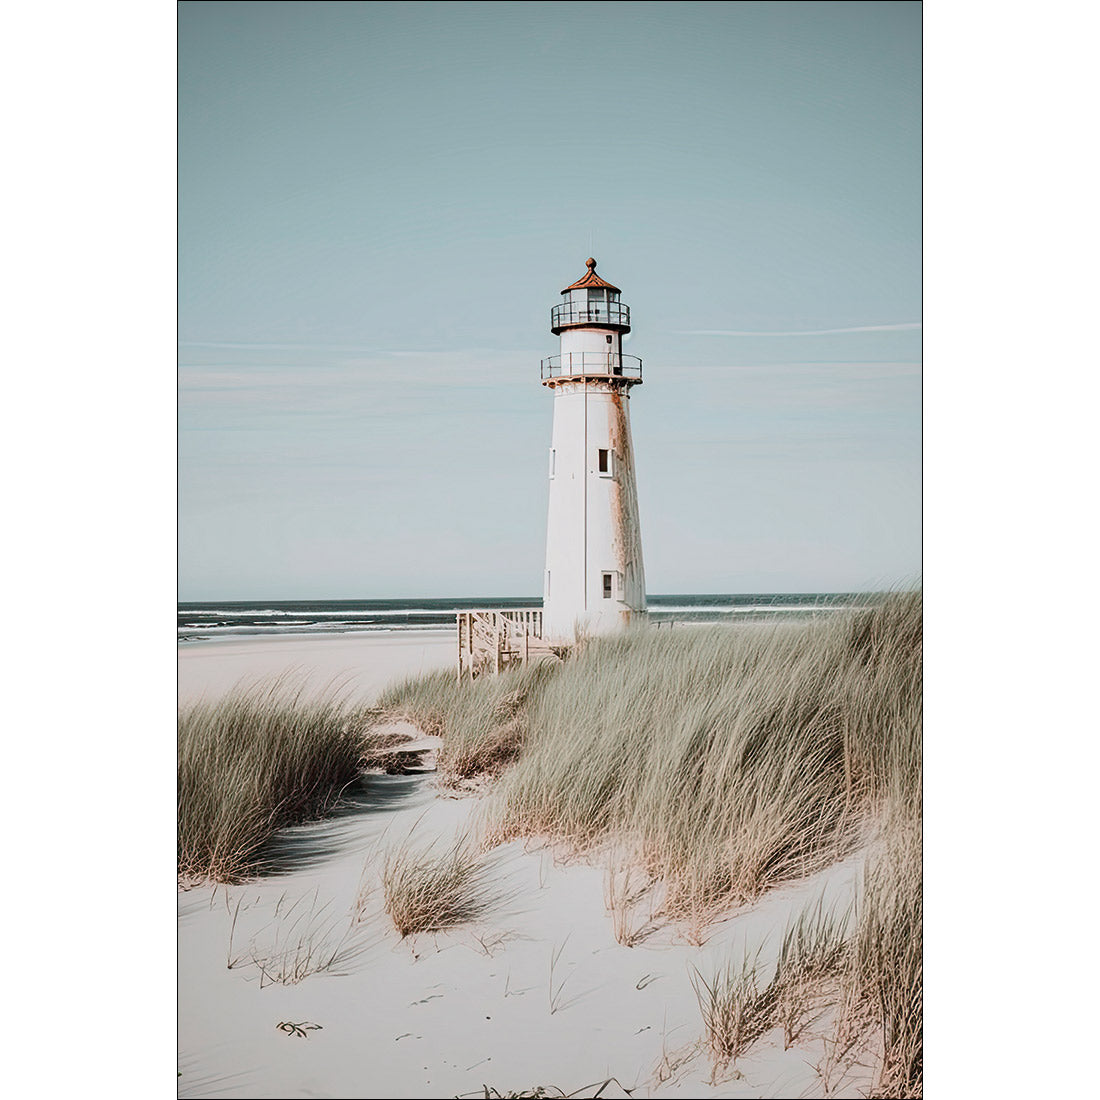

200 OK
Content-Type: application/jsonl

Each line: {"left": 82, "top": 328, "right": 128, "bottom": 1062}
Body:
{"left": 456, "top": 608, "right": 551, "bottom": 681}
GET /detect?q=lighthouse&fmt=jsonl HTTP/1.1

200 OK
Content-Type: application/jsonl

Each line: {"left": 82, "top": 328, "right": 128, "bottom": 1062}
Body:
{"left": 541, "top": 258, "right": 647, "bottom": 643}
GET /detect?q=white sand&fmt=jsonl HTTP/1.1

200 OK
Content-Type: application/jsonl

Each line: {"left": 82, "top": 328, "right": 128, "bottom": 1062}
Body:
{"left": 178, "top": 630, "right": 456, "bottom": 705}
{"left": 178, "top": 633, "right": 876, "bottom": 1099}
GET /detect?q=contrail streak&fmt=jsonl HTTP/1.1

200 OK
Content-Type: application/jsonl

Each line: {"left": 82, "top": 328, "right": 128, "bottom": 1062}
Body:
{"left": 676, "top": 323, "right": 922, "bottom": 337}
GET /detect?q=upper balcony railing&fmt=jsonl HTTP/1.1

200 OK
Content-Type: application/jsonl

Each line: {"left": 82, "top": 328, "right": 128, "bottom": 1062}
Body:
{"left": 540, "top": 352, "right": 643, "bottom": 382}
{"left": 551, "top": 301, "right": 631, "bottom": 332}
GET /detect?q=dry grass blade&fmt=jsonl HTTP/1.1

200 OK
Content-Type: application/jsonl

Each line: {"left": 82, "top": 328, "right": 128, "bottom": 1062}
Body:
{"left": 548, "top": 934, "right": 572, "bottom": 1014}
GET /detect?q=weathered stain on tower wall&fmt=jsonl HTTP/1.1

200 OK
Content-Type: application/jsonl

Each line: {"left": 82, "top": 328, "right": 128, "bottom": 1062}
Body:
{"left": 607, "top": 388, "right": 645, "bottom": 619}
{"left": 607, "top": 392, "right": 644, "bottom": 630}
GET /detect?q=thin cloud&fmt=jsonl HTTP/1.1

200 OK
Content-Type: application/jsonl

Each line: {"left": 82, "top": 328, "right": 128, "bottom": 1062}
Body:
{"left": 178, "top": 341, "right": 542, "bottom": 360}
{"left": 178, "top": 340, "right": 368, "bottom": 351}
{"left": 675, "top": 322, "right": 922, "bottom": 337}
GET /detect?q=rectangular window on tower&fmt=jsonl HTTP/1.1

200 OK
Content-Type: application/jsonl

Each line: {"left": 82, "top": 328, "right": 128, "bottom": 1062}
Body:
{"left": 587, "top": 287, "right": 606, "bottom": 321}
{"left": 597, "top": 448, "right": 612, "bottom": 476}
{"left": 602, "top": 572, "right": 613, "bottom": 599}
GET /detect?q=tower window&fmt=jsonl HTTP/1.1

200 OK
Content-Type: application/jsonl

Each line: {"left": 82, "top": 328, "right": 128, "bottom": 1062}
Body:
{"left": 597, "top": 448, "right": 612, "bottom": 476}
{"left": 587, "top": 288, "right": 606, "bottom": 321}
{"left": 602, "top": 572, "right": 613, "bottom": 599}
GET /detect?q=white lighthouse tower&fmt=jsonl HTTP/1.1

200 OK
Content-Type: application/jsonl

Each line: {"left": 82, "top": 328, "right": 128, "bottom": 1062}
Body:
{"left": 541, "top": 258, "right": 647, "bottom": 644}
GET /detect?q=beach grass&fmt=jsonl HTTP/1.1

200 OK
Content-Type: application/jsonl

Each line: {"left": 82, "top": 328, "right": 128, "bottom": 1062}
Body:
{"left": 382, "top": 589, "right": 922, "bottom": 1094}
{"left": 851, "top": 810, "right": 922, "bottom": 1097}
{"left": 178, "top": 592, "right": 920, "bottom": 1092}
{"left": 382, "top": 833, "right": 504, "bottom": 937}
{"left": 691, "top": 952, "right": 780, "bottom": 1064}
{"left": 692, "top": 826, "right": 921, "bottom": 1095}
{"left": 177, "top": 679, "right": 371, "bottom": 882}
{"left": 385, "top": 591, "right": 921, "bottom": 915}
{"left": 376, "top": 658, "right": 558, "bottom": 784}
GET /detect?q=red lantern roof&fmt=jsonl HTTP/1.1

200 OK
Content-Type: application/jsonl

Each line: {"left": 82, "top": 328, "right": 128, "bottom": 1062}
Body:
{"left": 562, "top": 257, "right": 621, "bottom": 294}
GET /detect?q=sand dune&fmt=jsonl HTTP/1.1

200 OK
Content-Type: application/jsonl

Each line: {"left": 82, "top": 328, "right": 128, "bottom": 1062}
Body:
{"left": 178, "top": 633, "right": 873, "bottom": 1099}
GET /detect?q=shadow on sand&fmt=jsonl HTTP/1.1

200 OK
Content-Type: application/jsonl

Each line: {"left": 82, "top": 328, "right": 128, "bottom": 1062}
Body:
{"left": 255, "top": 772, "right": 436, "bottom": 877}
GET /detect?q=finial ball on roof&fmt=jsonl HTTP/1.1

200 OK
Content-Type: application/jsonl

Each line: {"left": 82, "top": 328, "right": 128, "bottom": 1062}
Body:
{"left": 561, "top": 257, "right": 620, "bottom": 294}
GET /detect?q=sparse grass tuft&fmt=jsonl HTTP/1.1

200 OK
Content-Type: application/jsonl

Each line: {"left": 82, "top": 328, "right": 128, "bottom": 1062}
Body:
{"left": 177, "top": 678, "right": 372, "bottom": 882}
{"left": 693, "top": 895, "right": 854, "bottom": 1066}
{"left": 691, "top": 953, "right": 779, "bottom": 1065}
{"left": 604, "top": 853, "right": 659, "bottom": 947}
{"left": 454, "top": 1083, "right": 633, "bottom": 1099}
{"left": 772, "top": 894, "right": 851, "bottom": 1048}
{"left": 382, "top": 833, "right": 504, "bottom": 937}
{"left": 229, "top": 888, "right": 372, "bottom": 987}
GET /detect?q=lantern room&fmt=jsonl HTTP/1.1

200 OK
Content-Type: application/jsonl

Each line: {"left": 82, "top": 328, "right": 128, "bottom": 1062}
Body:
{"left": 550, "top": 257, "right": 631, "bottom": 334}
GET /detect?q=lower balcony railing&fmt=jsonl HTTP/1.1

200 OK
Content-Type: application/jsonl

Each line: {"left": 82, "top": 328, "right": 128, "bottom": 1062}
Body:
{"left": 540, "top": 353, "right": 643, "bottom": 381}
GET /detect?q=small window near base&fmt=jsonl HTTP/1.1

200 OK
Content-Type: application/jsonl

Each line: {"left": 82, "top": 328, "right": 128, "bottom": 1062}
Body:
{"left": 602, "top": 572, "right": 613, "bottom": 599}
{"left": 598, "top": 448, "right": 609, "bottom": 474}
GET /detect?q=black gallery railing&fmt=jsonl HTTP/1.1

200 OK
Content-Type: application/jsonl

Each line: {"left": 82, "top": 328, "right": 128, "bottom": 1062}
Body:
{"left": 540, "top": 353, "right": 643, "bottom": 380}
{"left": 551, "top": 301, "right": 631, "bottom": 329}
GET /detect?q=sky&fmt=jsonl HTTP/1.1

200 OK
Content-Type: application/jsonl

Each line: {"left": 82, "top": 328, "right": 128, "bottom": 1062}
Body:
{"left": 178, "top": 0, "right": 921, "bottom": 599}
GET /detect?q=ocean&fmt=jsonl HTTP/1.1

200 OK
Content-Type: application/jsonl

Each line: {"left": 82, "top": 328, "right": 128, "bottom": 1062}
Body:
{"left": 177, "top": 594, "right": 873, "bottom": 642}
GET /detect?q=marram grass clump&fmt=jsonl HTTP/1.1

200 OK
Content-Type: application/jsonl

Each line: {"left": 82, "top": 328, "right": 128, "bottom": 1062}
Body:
{"left": 383, "top": 833, "right": 505, "bottom": 937}
{"left": 693, "top": 819, "right": 921, "bottom": 1097}
{"left": 177, "top": 679, "right": 372, "bottom": 882}
{"left": 377, "top": 657, "right": 557, "bottom": 784}
{"left": 850, "top": 810, "right": 922, "bottom": 1098}
{"left": 382, "top": 590, "right": 922, "bottom": 921}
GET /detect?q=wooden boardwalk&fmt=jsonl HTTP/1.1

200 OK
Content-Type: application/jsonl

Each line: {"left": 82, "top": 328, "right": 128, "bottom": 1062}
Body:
{"left": 456, "top": 608, "right": 558, "bottom": 681}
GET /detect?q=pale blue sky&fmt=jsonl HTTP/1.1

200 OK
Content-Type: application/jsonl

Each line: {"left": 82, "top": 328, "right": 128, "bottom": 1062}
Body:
{"left": 179, "top": 0, "right": 921, "bottom": 599}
